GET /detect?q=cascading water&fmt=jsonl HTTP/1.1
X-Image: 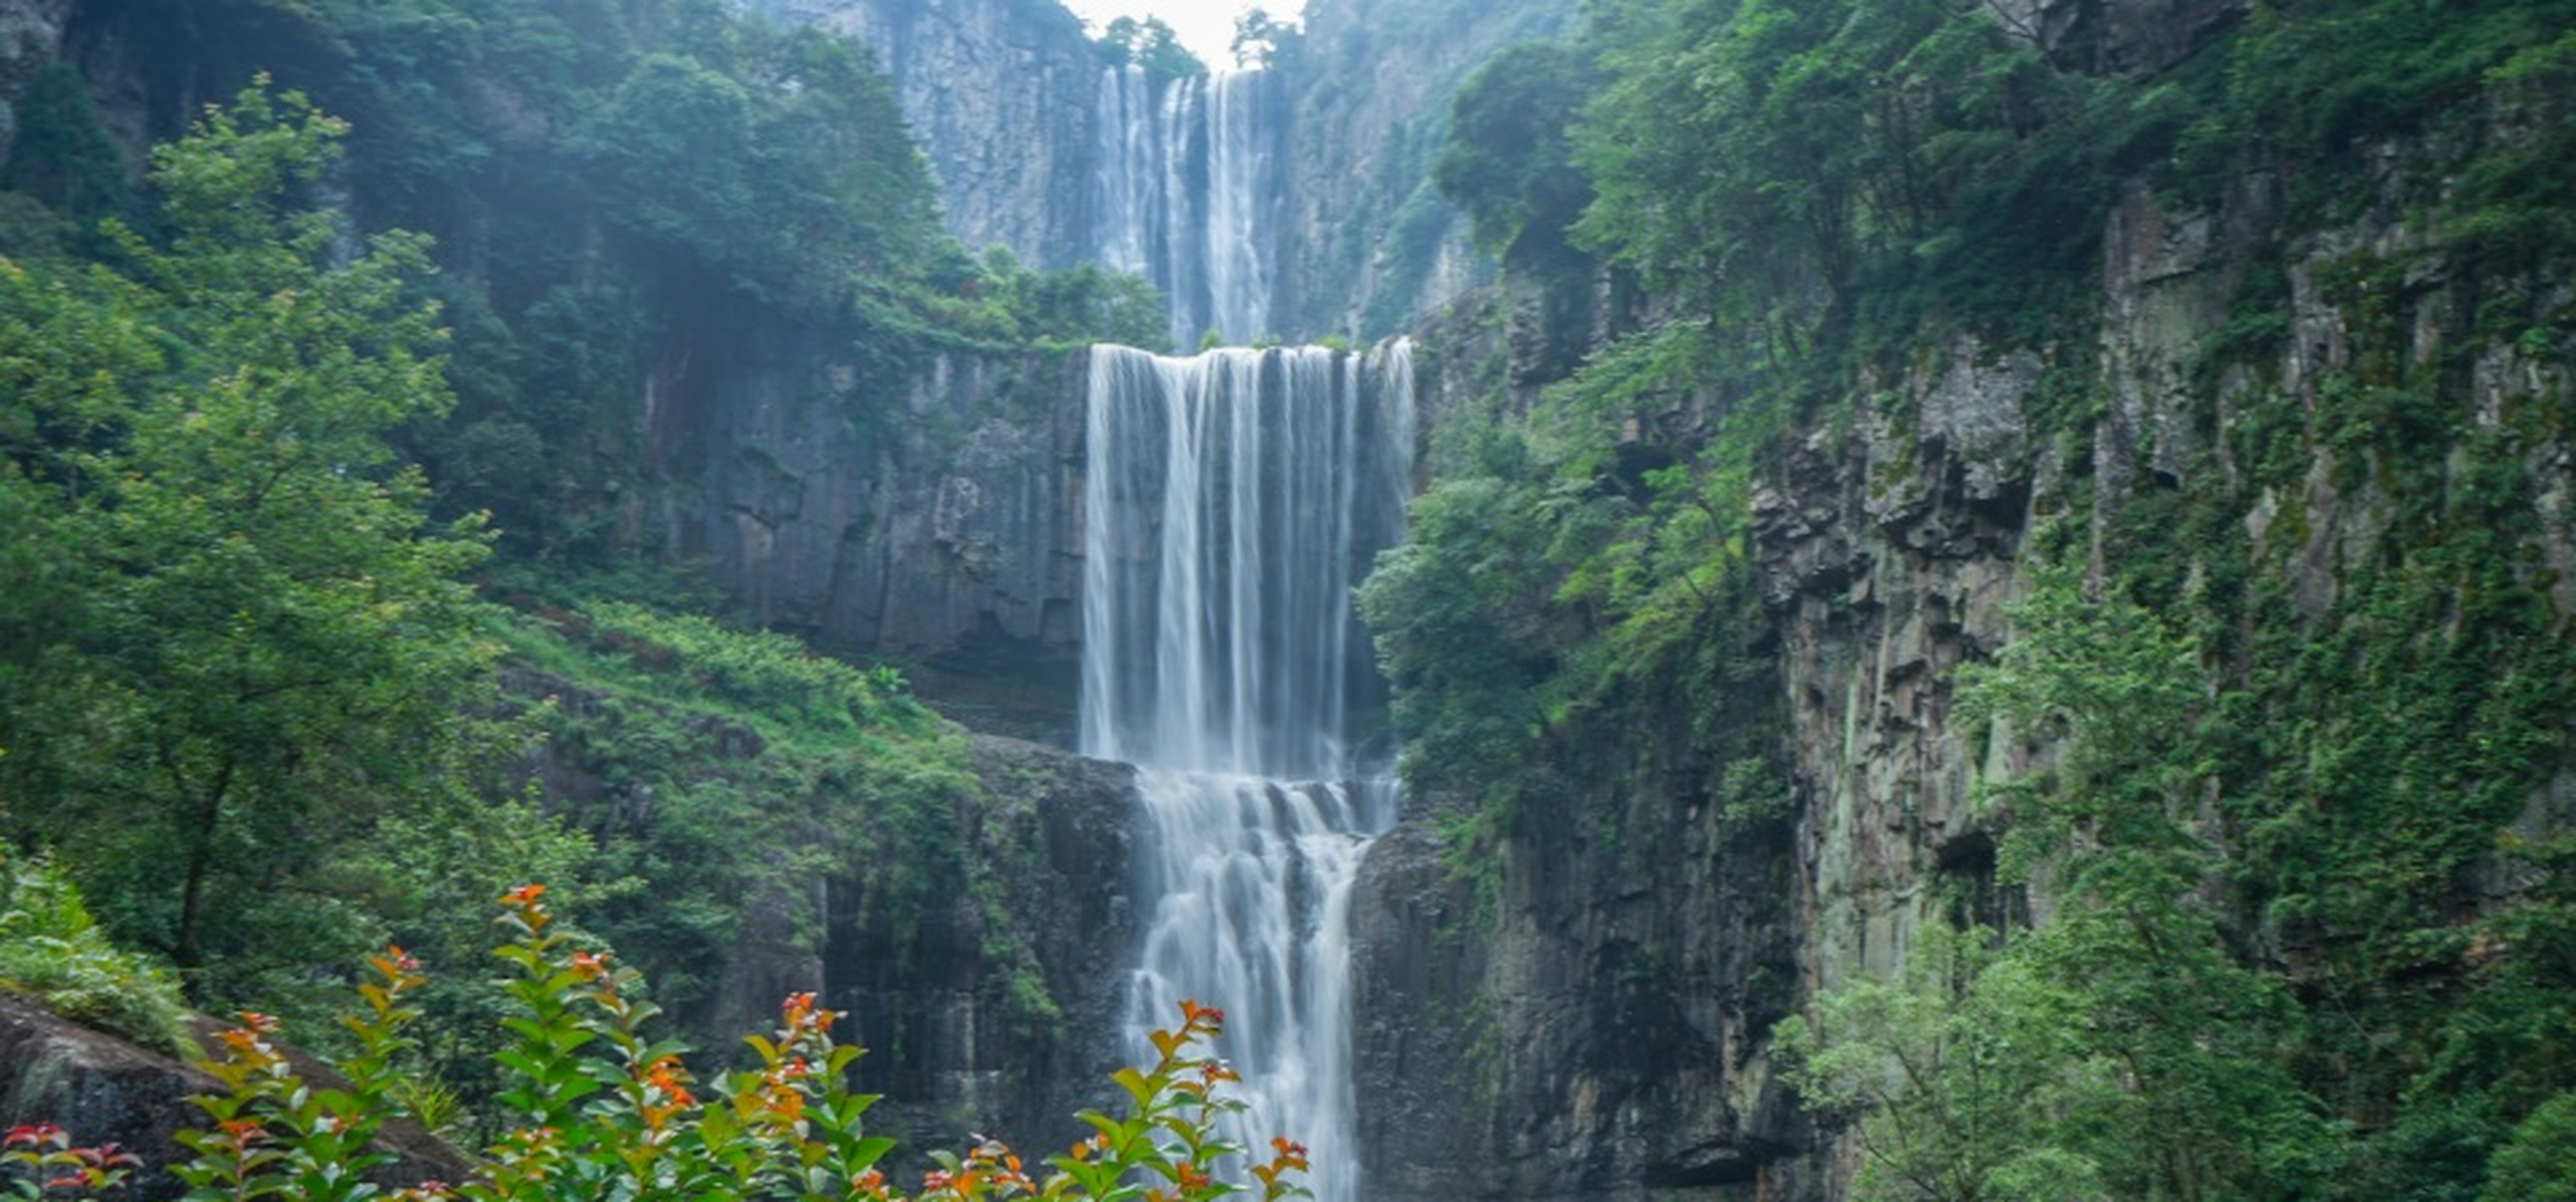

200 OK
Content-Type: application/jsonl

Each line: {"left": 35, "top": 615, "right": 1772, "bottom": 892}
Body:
{"left": 1089, "top": 67, "right": 1284, "bottom": 349}
{"left": 1081, "top": 343, "right": 1414, "bottom": 1202}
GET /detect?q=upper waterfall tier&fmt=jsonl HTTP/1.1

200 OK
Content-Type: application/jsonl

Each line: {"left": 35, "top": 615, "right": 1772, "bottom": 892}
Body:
{"left": 1091, "top": 69, "right": 1288, "bottom": 350}
{"left": 1078, "top": 342, "right": 1415, "bottom": 779}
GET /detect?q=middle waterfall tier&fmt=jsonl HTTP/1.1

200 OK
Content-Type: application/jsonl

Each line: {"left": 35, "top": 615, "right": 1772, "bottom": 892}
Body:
{"left": 1080, "top": 343, "right": 1413, "bottom": 781}
{"left": 1079, "top": 342, "right": 1416, "bottom": 1202}
{"left": 1091, "top": 68, "right": 1287, "bottom": 350}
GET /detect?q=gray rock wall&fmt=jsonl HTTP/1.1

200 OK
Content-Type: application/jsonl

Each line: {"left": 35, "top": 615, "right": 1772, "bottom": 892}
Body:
{"left": 0, "top": 996, "right": 469, "bottom": 1200}
{"left": 0, "top": 0, "right": 71, "bottom": 153}
{"left": 639, "top": 324, "right": 1090, "bottom": 739}
{"left": 1350, "top": 51, "right": 2576, "bottom": 1202}
{"left": 745, "top": 0, "right": 1102, "bottom": 268}
{"left": 1277, "top": 0, "right": 1578, "bottom": 338}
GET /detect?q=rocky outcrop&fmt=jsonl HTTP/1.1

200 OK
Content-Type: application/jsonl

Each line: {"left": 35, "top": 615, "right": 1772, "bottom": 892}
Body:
{"left": 0, "top": 995, "right": 468, "bottom": 1200}
{"left": 1351, "top": 802, "right": 1816, "bottom": 1202}
{"left": 832, "top": 734, "right": 1140, "bottom": 1161}
{"left": 1990, "top": 0, "right": 2248, "bottom": 71}
{"left": 511, "top": 661, "right": 1144, "bottom": 1166}
{"left": 744, "top": 0, "right": 1102, "bottom": 268}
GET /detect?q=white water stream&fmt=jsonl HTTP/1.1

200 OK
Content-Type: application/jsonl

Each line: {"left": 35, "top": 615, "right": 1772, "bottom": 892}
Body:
{"left": 1090, "top": 67, "right": 1284, "bottom": 348}
{"left": 1080, "top": 343, "right": 1414, "bottom": 1202}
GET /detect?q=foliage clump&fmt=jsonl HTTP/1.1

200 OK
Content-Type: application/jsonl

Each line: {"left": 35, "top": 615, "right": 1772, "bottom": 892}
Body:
{"left": 13, "top": 887, "right": 1312, "bottom": 1202}
{"left": 0, "top": 80, "right": 508, "bottom": 1003}
{"left": 0, "top": 853, "right": 192, "bottom": 1056}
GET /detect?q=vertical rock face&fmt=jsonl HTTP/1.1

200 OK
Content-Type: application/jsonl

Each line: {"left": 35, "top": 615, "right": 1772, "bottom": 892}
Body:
{"left": 0, "top": 0, "right": 72, "bottom": 153}
{"left": 513, "top": 680, "right": 1144, "bottom": 1167}
{"left": 639, "top": 322, "right": 1091, "bottom": 739}
{"left": 1987, "top": 0, "right": 2248, "bottom": 71}
{"left": 1277, "top": 0, "right": 1578, "bottom": 338}
{"left": 742, "top": 0, "right": 1102, "bottom": 268}
{"left": 1350, "top": 69, "right": 2576, "bottom": 1202}
{"left": 831, "top": 735, "right": 1142, "bottom": 1160}
{"left": 743, "top": 0, "right": 1589, "bottom": 341}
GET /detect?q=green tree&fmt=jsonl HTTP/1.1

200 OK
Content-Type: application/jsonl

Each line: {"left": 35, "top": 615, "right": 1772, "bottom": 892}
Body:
{"left": 1953, "top": 565, "right": 2344, "bottom": 1199}
{"left": 0, "top": 82, "right": 501, "bottom": 994}
{"left": 0, "top": 62, "right": 128, "bottom": 249}
{"left": 1098, "top": 16, "right": 1206, "bottom": 79}
{"left": 1230, "top": 8, "right": 1295, "bottom": 69}
{"left": 1778, "top": 925, "right": 2109, "bottom": 1202}
{"left": 571, "top": 27, "right": 940, "bottom": 315}
{"left": 2483, "top": 1092, "right": 2576, "bottom": 1202}
{"left": 1433, "top": 40, "right": 1597, "bottom": 270}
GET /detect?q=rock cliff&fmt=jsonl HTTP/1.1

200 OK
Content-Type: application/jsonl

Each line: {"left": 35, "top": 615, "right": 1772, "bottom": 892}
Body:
{"left": 1276, "top": 0, "right": 1576, "bottom": 338}
{"left": 635, "top": 317, "right": 1091, "bottom": 739}
{"left": 743, "top": 0, "right": 1103, "bottom": 268}
{"left": 0, "top": 0, "right": 69, "bottom": 152}
{"left": 510, "top": 659, "right": 1144, "bottom": 1163}
{"left": 1347, "top": 6, "right": 2576, "bottom": 1199}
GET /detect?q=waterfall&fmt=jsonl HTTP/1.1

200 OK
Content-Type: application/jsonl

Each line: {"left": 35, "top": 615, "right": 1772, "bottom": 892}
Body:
{"left": 1081, "top": 342, "right": 1415, "bottom": 1202}
{"left": 1089, "top": 68, "right": 1284, "bottom": 349}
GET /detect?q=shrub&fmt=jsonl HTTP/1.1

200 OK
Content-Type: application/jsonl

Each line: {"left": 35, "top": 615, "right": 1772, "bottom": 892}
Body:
{"left": 21, "top": 886, "right": 1311, "bottom": 1201}
{"left": 0, "top": 853, "right": 191, "bottom": 1055}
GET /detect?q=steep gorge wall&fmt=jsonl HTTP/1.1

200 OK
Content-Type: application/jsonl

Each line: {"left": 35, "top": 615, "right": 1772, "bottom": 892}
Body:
{"left": 744, "top": 0, "right": 1102, "bottom": 268}
{"left": 745, "top": 0, "right": 1589, "bottom": 340}
{"left": 1349, "top": 13, "right": 2576, "bottom": 1202}
{"left": 1276, "top": 0, "right": 1576, "bottom": 338}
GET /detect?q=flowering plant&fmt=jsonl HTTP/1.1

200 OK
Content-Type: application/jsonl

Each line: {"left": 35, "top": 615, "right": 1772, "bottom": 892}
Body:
{"left": 4, "top": 1125, "right": 142, "bottom": 1198}
{"left": 20, "top": 886, "right": 1309, "bottom": 1202}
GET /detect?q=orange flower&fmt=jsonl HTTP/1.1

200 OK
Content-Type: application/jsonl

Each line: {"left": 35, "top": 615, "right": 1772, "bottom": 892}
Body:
{"left": 501, "top": 884, "right": 547, "bottom": 906}
{"left": 1178, "top": 999, "right": 1226, "bottom": 1033}
{"left": 217, "top": 1026, "right": 270, "bottom": 1056}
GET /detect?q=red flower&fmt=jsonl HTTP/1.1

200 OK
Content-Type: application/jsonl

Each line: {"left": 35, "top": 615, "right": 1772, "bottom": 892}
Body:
{"left": 4, "top": 1123, "right": 64, "bottom": 1149}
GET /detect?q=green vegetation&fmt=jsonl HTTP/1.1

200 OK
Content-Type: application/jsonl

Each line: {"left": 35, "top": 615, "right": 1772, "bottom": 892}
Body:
{"left": 9, "top": 890, "right": 1315, "bottom": 1202}
{"left": 1094, "top": 16, "right": 1206, "bottom": 79}
{"left": 0, "top": 3, "right": 1111, "bottom": 1131}
{"left": 0, "top": 853, "right": 192, "bottom": 1055}
{"left": 485, "top": 596, "right": 986, "bottom": 1038}
{"left": 1384, "top": 0, "right": 2576, "bottom": 1194}
{"left": 0, "top": 0, "right": 1165, "bottom": 564}
{"left": 0, "top": 82, "right": 508, "bottom": 1003}
{"left": 1433, "top": 41, "right": 1596, "bottom": 270}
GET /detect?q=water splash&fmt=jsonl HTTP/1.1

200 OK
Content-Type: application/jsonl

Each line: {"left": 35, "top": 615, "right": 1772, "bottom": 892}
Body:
{"left": 1081, "top": 342, "right": 1414, "bottom": 1202}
